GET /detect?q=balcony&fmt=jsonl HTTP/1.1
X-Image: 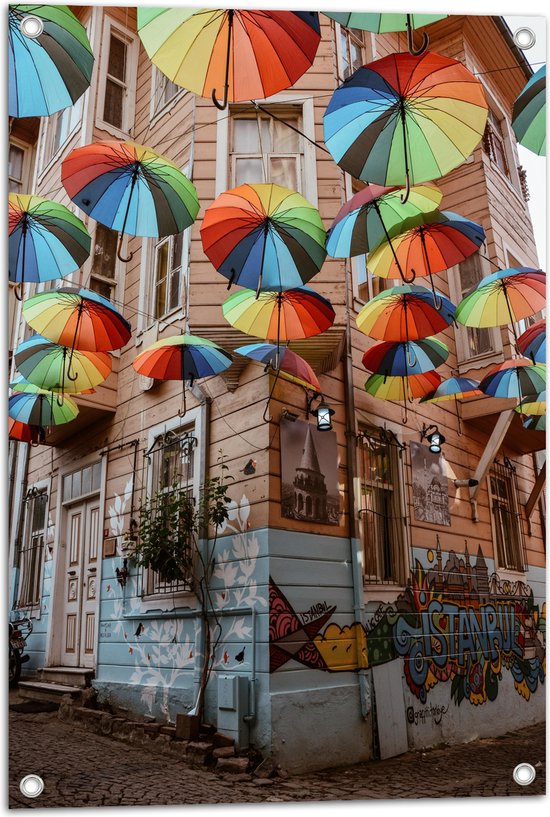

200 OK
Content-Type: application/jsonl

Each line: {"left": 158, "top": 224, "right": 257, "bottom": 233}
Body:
{"left": 461, "top": 394, "right": 545, "bottom": 455}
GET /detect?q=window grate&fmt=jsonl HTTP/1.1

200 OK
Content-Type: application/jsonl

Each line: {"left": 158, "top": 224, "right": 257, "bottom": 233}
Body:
{"left": 489, "top": 458, "right": 526, "bottom": 572}
{"left": 16, "top": 490, "right": 48, "bottom": 608}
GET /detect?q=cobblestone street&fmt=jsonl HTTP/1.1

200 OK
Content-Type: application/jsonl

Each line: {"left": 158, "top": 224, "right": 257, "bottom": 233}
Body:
{"left": 8, "top": 696, "right": 545, "bottom": 809}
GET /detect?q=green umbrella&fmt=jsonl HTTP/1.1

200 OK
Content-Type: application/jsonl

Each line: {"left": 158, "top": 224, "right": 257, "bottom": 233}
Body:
{"left": 9, "top": 390, "right": 78, "bottom": 426}
{"left": 512, "top": 65, "right": 546, "bottom": 157}
{"left": 324, "top": 12, "right": 447, "bottom": 55}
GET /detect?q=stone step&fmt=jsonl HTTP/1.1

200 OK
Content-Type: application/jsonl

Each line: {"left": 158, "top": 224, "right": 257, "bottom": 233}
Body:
{"left": 39, "top": 666, "right": 94, "bottom": 688}
{"left": 18, "top": 680, "right": 83, "bottom": 703}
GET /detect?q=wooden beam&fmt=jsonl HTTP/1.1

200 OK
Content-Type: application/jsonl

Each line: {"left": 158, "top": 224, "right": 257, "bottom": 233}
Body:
{"left": 469, "top": 410, "right": 515, "bottom": 505}
{"left": 525, "top": 461, "right": 546, "bottom": 520}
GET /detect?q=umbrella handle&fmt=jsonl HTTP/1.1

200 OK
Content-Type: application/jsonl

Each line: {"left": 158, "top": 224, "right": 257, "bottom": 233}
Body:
{"left": 212, "top": 84, "right": 229, "bottom": 111}
{"left": 117, "top": 233, "right": 134, "bottom": 263}
{"left": 399, "top": 171, "right": 411, "bottom": 204}
{"left": 400, "top": 266, "right": 416, "bottom": 284}
{"left": 227, "top": 269, "right": 236, "bottom": 290}
{"left": 56, "top": 393, "right": 65, "bottom": 408}
{"left": 177, "top": 381, "right": 188, "bottom": 418}
{"left": 406, "top": 16, "right": 430, "bottom": 56}
{"left": 14, "top": 282, "right": 23, "bottom": 301}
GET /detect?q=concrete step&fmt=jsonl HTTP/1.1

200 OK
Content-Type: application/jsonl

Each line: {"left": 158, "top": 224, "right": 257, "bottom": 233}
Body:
{"left": 18, "top": 680, "right": 83, "bottom": 703}
{"left": 39, "top": 666, "right": 94, "bottom": 688}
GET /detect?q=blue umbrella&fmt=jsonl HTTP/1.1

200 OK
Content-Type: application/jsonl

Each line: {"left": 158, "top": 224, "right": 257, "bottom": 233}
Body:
{"left": 361, "top": 337, "right": 449, "bottom": 377}
{"left": 480, "top": 361, "right": 546, "bottom": 410}
{"left": 512, "top": 65, "right": 546, "bottom": 156}
{"left": 517, "top": 320, "right": 545, "bottom": 364}
{"left": 9, "top": 390, "right": 79, "bottom": 426}
{"left": 420, "top": 375, "right": 483, "bottom": 434}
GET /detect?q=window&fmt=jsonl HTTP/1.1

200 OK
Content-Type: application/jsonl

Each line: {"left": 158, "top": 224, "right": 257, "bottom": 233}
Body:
{"left": 358, "top": 429, "right": 407, "bottom": 584}
{"left": 483, "top": 109, "right": 511, "bottom": 179}
{"left": 152, "top": 232, "right": 184, "bottom": 319}
{"left": 143, "top": 427, "right": 197, "bottom": 596}
{"left": 230, "top": 109, "right": 303, "bottom": 191}
{"left": 98, "top": 20, "right": 137, "bottom": 134}
{"left": 103, "top": 32, "right": 127, "bottom": 128}
{"left": 456, "top": 254, "right": 495, "bottom": 358}
{"left": 505, "top": 250, "right": 545, "bottom": 337}
{"left": 9, "top": 142, "right": 26, "bottom": 192}
{"left": 89, "top": 224, "right": 118, "bottom": 300}
{"left": 151, "top": 67, "right": 181, "bottom": 117}
{"left": 62, "top": 463, "right": 102, "bottom": 503}
{"left": 489, "top": 460, "right": 525, "bottom": 572}
{"left": 338, "top": 26, "right": 365, "bottom": 81}
{"left": 16, "top": 490, "right": 48, "bottom": 608}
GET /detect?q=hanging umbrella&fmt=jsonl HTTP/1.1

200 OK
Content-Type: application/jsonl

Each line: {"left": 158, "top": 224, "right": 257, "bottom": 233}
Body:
{"left": 132, "top": 334, "right": 232, "bottom": 417}
{"left": 201, "top": 184, "right": 326, "bottom": 295}
{"left": 515, "top": 391, "right": 545, "bottom": 417}
{"left": 420, "top": 375, "right": 483, "bottom": 434}
{"left": 8, "top": 4, "right": 94, "bottom": 118}
{"left": 324, "top": 13, "right": 447, "bottom": 55}
{"left": 366, "top": 210, "right": 485, "bottom": 298}
{"left": 523, "top": 414, "right": 545, "bottom": 431}
{"left": 324, "top": 52, "right": 488, "bottom": 202}
{"left": 14, "top": 336, "right": 112, "bottom": 396}
{"left": 9, "top": 417, "right": 45, "bottom": 445}
{"left": 479, "top": 360, "right": 546, "bottom": 412}
{"left": 10, "top": 376, "right": 95, "bottom": 396}
{"left": 326, "top": 183, "right": 442, "bottom": 266}
{"left": 9, "top": 194, "right": 91, "bottom": 294}
{"left": 356, "top": 284, "right": 456, "bottom": 345}
{"left": 365, "top": 370, "right": 442, "bottom": 422}
{"left": 62, "top": 141, "right": 200, "bottom": 261}
{"left": 517, "top": 319, "right": 546, "bottom": 364}
{"left": 9, "top": 390, "right": 79, "bottom": 427}
{"left": 235, "top": 344, "right": 320, "bottom": 392}
{"left": 137, "top": 8, "right": 321, "bottom": 110}
{"left": 456, "top": 268, "right": 546, "bottom": 348}
{"left": 512, "top": 65, "right": 546, "bottom": 157}
{"left": 22, "top": 287, "right": 131, "bottom": 358}
{"left": 362, "top": 337, "right": 448, "bottom": 376}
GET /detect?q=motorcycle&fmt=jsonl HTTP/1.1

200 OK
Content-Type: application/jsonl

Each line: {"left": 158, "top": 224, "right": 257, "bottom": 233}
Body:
{"left": 9, "top": 617, "right": 32, "bottom": 688}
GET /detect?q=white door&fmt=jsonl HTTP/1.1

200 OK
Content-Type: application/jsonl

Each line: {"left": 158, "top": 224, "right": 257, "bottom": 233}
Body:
{"left": 62, "top": 499, "right": 100, "bottom": 667}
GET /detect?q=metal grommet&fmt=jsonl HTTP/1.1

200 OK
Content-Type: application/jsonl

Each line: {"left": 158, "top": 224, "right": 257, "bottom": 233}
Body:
{"left": 513, "top": 762, "right": 536, "bottom": 786}
{"left": 20, "top": 15, "right": 44, "bottom": 38}
{"left": 513, "top": 27, "right": 536, "bottom": 50}
{"left": 19, "top": 774, "right": 45, "bottom": 798}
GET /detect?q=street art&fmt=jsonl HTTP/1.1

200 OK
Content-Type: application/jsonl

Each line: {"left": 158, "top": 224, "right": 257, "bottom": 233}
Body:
{"left": 269, "top": 541, "right": 546, "bottom": 708}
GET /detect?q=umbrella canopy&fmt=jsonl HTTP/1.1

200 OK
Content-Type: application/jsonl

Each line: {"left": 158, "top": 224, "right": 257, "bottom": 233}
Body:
{"left": 479, "top": 359, "right": 546, "bottom": 402}
{"left": 15, "top": 336, "right": 112, "bottom": 394}
{"left": 356, "top": 284, "right": 456, "bottom": 342}
{"left": 8, "top": 4, "right": 94, "bottom": 118}
{"left": 137, "top": 8, "right": 320, "bottom": 110}
{"left": 22, "top": 286, "right": 131, "bottom": 353}
{"left": 132, "top": 334, "right": 232, "bottom": 382}
{"left": 8, "top": 417, "right": 45, "bottom": 445}
{"left": 9, "top": 390, "right": 79, "bottom": 427}
{"left": 512, "top": 65, "right": 546, "bottom": 157}
{"left": 235, "top": 344, "right": 320, "bottom": 392}
{"left": 523, "top": 414, "right": 545, "bottom": 431}
{"left": 515, "top": 391, "right": 545, "bottom": 417}
{"left": 420, "top": 376, "right": 482, "bottom": 403}
{"left": 517, "top": 319, "right": 546, "bottom": 364}
{"left": 10, "top": 376, "right": 95, "bottom": 396}
{"left": 324, "top": 52, "right": 488, "bottom": 199}
{"left": 201, "top": 184, "right": 326, "bottom": 294}
{"left": 324, "top": 13, "right": 446, "bottom": 32}
{"left": 62, "top": 141, "right": 199, "bottom": 260}
{"left": 9, "top": 194, "right": 91, "bottom": 287}
{"left": 365, "top": 369, "right": 441, "bottom": 403}
{"left": 223, "top": 287, "right": 334, "bottom": 342}
{"left": 326, "top": 184, "right": 442, "bottom": 259}
{"left": 362, "top": 337, "right": 448, "bottom": 377}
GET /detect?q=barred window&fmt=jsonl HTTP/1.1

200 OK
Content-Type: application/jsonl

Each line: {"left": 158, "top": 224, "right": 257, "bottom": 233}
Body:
{"left": 457, "top": 254, "right": 495, "bottom": 358}
{"left": 16, "top": 490, "right": 48, "bottom": 608}
{"left": 358, "top": 429, "right": 407, "bottom": 584}
{"left": 489, "top": 460, "right": 525, "bottom": 572}
{"left": 483, "top": 109, "right": 511, "bottom": 179}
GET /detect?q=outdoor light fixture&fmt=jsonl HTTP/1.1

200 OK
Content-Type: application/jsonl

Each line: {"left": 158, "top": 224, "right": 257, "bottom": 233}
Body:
{"left": 420, "top": 424, "right": 446, "bottom": 454}
{"left": 281, "top": 408, "right": 298, "bottom": 422}
{"left": 242, "top": 459, "right": 257, "bottom": 475}
{"left": 312, "top": 399, "right": 335, "bottom": 432}
{"left": 454, "top": 478, "right": 479, "bottom": 488}
{"left": 115, "top": 558, "right": 130, "bottom": 588}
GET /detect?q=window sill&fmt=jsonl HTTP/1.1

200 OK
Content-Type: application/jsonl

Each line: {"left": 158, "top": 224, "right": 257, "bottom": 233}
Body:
{"left": 137, "top": 590, "right": 198, "bottom": 613}
{"left": 492, "top": 565, "right": 526, "bottom": 580}
{"left": 136, "top": 308, "right": 185, "bottom": 345}
{"left": 456, "top": 349, "right": 504, "bottom": 374}
{"left": 95, "top": 119, "right": 132, "bottom": 141}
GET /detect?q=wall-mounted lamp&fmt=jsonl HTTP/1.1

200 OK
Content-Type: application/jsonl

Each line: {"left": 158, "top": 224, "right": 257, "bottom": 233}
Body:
{"left": 454, "top": 478, "right": 479, "bottom": 488}
{"left": 420, "top": 424, "right": 446, "bottom": 454}
{"left": 311, "top": 399, "right": 335, "bottom": 432}
{"left": 115, "top": 558, "right": 130, "bottom": 588}
{"left": 241, "top": 459, "right": 257, "bottom": 475}
{"left": 281, "top": 408, "right": 298, "bottom": 422}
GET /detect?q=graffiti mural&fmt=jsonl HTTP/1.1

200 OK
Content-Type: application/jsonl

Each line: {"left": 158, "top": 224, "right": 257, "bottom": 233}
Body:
{"left": 269, "top": 541, "right": 546, "bottom": 708}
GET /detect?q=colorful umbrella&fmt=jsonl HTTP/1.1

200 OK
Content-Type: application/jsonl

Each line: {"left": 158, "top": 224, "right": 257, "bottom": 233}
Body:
{"left": 10, "top": 376, "right": 95, "bottom": 396}
{"left": 62, "top": 141, "right": 200, "bottom": 261}
{"left": 517, "top": 319, "right": 546, "bottom": 364}
{"left": 362, "top": 337, "right": 448, "bottom": 377}
{"left": 456, "top": 268, "right": 546, "bottom": 348}
{"left": 479, "top": 360, "right": 546, "bottom": 409}
{"left": 235, "top": 343, "right": 321, "bottom": 392}
{"left": 366, "top": 210, "right": 485, "bottom": 299}
{"left": 365, "top": 370, "right": 442, "bottom": 422}
{"left": 420, "top": 375, "right": 483, "bottom": 434}
{"left": 326, "top": 183, "right": 442, "bottom": 262}
{"left": 523, "top": 414, "right": 545, "bottom": 431}
{"left": 132, "top": 334, "right": 232, "bottom": 416}
{"left": 22, "top": 287, "right": 131, "bottom": 355}
{"left": 201, "top": 184, "right": 326, "bottom": 295}
{"left": 9, "top": 4, "right": 94, "bottom": 118}
{"left": 324, "top": 52, "right": 488, "bottom": 201}
{"left": 9, "top": 417, "right": 45, "bottom": 445}
{"left": 512, "top": 65, "right": 546, "bottom": 157}
{"left": 9, "top": 390, "right": 79, "bottom": 427}
{"left": 324, "top": 13, "right": 447, "bottom": 55}
{"left": 9, "top": 194, "right": 91, "bottom": 292}
{"left": 137, "top": 8, "right": 321, "bottom": 110}
{"left": 515, "top": 391, "right": 545, "bottom": 417}
{"left": 14, "top": 335, "right": 112, "bottom": 395}
{"left": 356, "top": 284, "right": 456, "bottom": 344}
{"left": 223, "top": 286, "right": 334, "bottom": 340}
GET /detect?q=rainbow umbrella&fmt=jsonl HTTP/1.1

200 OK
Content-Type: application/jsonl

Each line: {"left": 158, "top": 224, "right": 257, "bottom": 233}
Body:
{"left": 10, "top": 376, "right": 95, "bottom": 396}
{"left": 324, "top": 52, "right": 488, "bottom": 201}
{"left": 517, "top": 319, "right": 545, "bottom": 364}
{"left": 9, "top": 417, "right": 45, "bottom": 445}
{"left": 356, "top": 284, "right": 456, "bottom": 345}
{"left": 362, "top": 337, "right": 448, "bottom": 377}
{"left": 137, "top": 8, "right": 320, "bottom": 110}
{"left": 9, "top": 4, "right": 94, "bottom": 118}
{"left": 201, "top": 184, "right": 326, "bottom": 295}
{"left": 62, "top": 141, "right": 199, "bottom": 261}
{"left": 512, "top": 65, "right": 546, "bottom": 157}
{"left": 479, "top": 360, "right": 546, "bottom": 411}
{"left": 365, "top": 369, "right": 442, "bottom": 422}
{"left": 515, "top": 391, "right": 545, "bottom": 417}
{"left": 9, "top": 390, "right": 79, "bottom": 427}
{"left": 132, "top": 334, "right": 232, "bottom": 417}
{"left": 366, "top": 211, "right": 485, "bottom": 299}
{"left": 236, "top": 344, "right": 320, "bottom": 392}
{"left": 22, "top": 287, "right": 131, "bottom": 355}
{"left": 523, "top": 414, "right": 545, "bottom": 431}
{"left": 14, "top": 336, "right": 112, "bottom": 396}
{"left": 420, "top": 375, "right": 483, "bottom": 434}
{"left": 456, "top": 268, "right": 546, "bottom": 348}
{"left": 326, "top": 183, "right": 442, "bottom": 264}
{"left": 9, "top": 194, "right": 91, "bottom": 292}
{"left": 324, "top": 13, "right": 447, "bottom": 55}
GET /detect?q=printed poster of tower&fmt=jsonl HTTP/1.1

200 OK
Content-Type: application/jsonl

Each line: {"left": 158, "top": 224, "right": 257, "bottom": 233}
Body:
{"left": 280, "top": 418, "right": 340, "bottom": 525}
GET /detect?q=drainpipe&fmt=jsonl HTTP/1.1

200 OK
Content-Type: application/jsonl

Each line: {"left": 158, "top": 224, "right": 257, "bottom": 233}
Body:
{"left": 10, "top": 441, "right": 30, "bottom": 610}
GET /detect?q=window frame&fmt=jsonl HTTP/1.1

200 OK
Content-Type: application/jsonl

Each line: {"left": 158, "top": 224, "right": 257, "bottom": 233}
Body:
{"left": 334, "top": 22, "right": 366, "bottom": 82}
{"left": 488, "top": 460, "right": 526, "bottom": 574}
{"left": 14, "top": 485, "right": 49, "bottom": 612}
{"left": 229, "top": 109, "right": 303, "bottom": 191}
{"left": 8, "top": 137, "right": 33, "bottom": 193}
{"left": 151, "top": 231, "right": 185, "bottom": 322}
{"left": 149, "top": 65, "right": 185, "bottom": 123}
{"left": 96, "top": 15, "right": 138, "bottom": 138}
